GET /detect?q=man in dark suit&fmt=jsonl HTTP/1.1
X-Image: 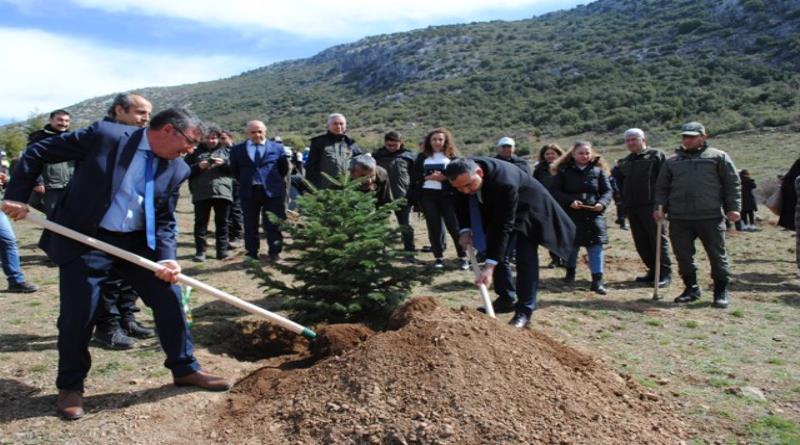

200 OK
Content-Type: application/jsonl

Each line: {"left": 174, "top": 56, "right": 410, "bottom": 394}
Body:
{"left": 2, "top": 108, "right": 230, "bottom": 421}
{"left": 229, "top": 120, "right": 289, "bottom": 261}
{"left": 445, "top": 157, "right": 575, "bottom": 328}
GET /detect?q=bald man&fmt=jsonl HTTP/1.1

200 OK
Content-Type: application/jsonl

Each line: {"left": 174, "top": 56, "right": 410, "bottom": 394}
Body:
{"left": 229, "top": 121, "right": 289, "bottom": 260}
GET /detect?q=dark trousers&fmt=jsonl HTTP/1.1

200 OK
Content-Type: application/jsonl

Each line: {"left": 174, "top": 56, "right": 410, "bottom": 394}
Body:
{"left": 193, "top": 198, "right": 232, "bottom": 254}
{"left": 495, "top": 232, "right": 539, "bottom": 316}
{"left": 95, "top": 276, "right": 141, "bottom": 330}
{"left": 57, "top": 230, "right": 200, "bottom": 391}
{"left": 493, "top": 232, "right": 519, "bottom": 302}
{"left": 43, "top": 188, "right": 66, "bottom": 217}
{"left": 628, "top": 206, "right": 671, "bottom": 276}
{"left": 228, "top": 180, "right": 243, "bottom": 241}
{"left": 395, "top": 203, "right": 415, "bottom": 252}
{"left": 242, "top": 185, "right": 285, "bottom": 257}
{"left": 419, "top": 189, "right": 465, "bottom": 259}
{"left": 669, "top": 217, "right": 731, "bottom": 285}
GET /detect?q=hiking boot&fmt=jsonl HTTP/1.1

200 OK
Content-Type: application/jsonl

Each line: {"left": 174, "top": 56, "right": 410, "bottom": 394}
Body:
{"left": 7, "top": 281, "right": 38, "bottom": 293}
{"left": 657, "top": 274, "right": 672, "bottom": 288}
{"left": 122, "top": 318, "right": 155, "bottom": 339}
{"left": 509, "top": 311, "right": 531, "bottom": 329}
{"left": 93, "top": 326, "right": 135, "bottom": 349}
{"left": 590, "top": 273, "right": 607, "bottom": 295}
{"left": 712, "top": 280, "right": 730, "bottom": 309}
{"left": 192, "top": 252, "right": 206, "bottom": 262}
{"left": 563, "top": 267, "right": 576, "bottom": 283}
{"left": 674, "top": 285, "right": 701, "bottom": 304}
{"left": 433, "top": 258, "right": 445, "bottom": 269}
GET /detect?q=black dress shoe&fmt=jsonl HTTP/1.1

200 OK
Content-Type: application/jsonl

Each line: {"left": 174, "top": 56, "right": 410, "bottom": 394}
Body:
{"left": 635, "top": 272, "right": 654, "bottom": 283}
{"left": 478, "top": 297, "right": 516, "bottom": 314}
{"left": 674, "top": 285, "right": 701, "bottom": 304}
{"left": 508, "top": 312, "right": 531, "bottom": 329}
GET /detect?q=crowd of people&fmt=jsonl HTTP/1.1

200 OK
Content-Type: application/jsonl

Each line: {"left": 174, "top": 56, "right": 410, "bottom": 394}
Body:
{"left": 0, "top": 90, "right": 784, "bottom": 420}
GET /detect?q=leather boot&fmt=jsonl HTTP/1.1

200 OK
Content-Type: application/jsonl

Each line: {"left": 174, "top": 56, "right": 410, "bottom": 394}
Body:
{"left": 712, "top": 279, "right": 730, "bottom": 308}
{"left": 563, "top": 267, "right": 576, "bottom": 283}
{"left": 590, "top": 273, "right": 607, "bottom": 295}
{"left": 56, "top": 390, "right": 84, "bottom": 420}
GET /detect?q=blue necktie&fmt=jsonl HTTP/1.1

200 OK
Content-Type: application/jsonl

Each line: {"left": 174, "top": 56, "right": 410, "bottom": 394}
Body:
{"left": 469, "top": 195, "right": 487, "bottom": 254}
{"left": 144, "top": 151, "right": 156, "bottom": 250}
{"left": 253, "top": 144, "right": 264, "bottom": 165}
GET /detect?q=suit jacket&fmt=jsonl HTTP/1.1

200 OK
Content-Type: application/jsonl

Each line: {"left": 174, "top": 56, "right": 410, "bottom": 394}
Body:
{"left": 454, "top": 157, "right": 575, "bottom": 262}
{"left": 6, "top": 121, "right": 190, "bottom": 265}
{"left": 229, "top": 140, "right": 289, "bottom": 200}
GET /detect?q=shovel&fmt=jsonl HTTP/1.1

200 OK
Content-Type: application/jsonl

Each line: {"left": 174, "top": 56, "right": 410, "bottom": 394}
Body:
{"left": 17, "top": 210, "right": 317, "bottom": 340}
{"left": 468, "top": 247, "right": 495, "bottom": 318}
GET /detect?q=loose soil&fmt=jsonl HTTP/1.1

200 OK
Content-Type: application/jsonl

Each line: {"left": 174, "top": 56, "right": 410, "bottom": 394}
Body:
{"left": 212, "top": 298, "right": 690, "bottom": 444}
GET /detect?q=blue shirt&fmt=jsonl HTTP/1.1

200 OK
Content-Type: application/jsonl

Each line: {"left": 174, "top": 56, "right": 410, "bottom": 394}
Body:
{"left": 247, "top": 140, "right": 264, "bottom": 185}
{"left": 99, "top": 132, "right": 158, "bottom": 232}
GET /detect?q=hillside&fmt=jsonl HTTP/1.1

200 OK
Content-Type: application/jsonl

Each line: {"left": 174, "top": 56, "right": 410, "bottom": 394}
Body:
{"left": 21, "top": 0, "right": 800, "bottom": 151}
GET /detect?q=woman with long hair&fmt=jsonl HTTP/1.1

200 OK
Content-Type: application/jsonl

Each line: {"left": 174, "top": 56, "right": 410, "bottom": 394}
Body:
{"left": 550, "top": 141, "right": 613, "bottom": 294}
{"left": 533, "top": 143, "right": 565, "bottom": 268}
{"left": 410, "top": 128, "right": 468, "bottom": 269}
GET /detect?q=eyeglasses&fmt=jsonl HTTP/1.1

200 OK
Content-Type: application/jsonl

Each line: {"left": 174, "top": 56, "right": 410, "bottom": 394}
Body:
{"left": 500, "top": 145, "right": 513, "bottom": 148}
{"left": 173, "top": 126, "right": 200, "bottom": 146}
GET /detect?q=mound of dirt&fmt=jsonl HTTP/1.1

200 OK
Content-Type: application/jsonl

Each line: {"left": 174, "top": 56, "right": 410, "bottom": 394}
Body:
{"left": 213, "top": 298, "right": 690, "bottom": 444}
{"left": 309, "top": 324, "right": 374, "bottom": 359}
{"left": 215, "top": 319, "right": 310, "bottom": 361}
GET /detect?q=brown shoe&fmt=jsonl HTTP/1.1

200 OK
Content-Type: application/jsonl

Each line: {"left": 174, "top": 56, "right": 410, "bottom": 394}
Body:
{"left": 173, "top": 371, "right": 231, "bottom": 392}
{"left": 56, "top": 390, "right": 84, "bottom": 420}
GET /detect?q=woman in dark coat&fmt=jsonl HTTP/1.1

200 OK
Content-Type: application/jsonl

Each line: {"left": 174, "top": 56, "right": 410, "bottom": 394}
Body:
{"left": 550, "top": 141, "right": 613, "bottom": 294}
{"left": 533, "top": 143, "right": 564, "bottom": 268}
{"left": 738, "top": 169, "right": 758, "bottom": 231}
{"left": 778, "top": 159, "right": 800, "bottom": 230}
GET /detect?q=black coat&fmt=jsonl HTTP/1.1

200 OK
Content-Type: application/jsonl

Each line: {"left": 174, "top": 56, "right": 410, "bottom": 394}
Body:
{"left": 551, "top": 159, "right": 613, "bottom": 246}
{"left": 778, "top": 159, "right": 800, "bottom": 230}
{"left": 453, "top": 157, "right": 575, "bottom": 261}
{"left": 409, "top": 152, "right": 457, "bottom": 205}
{"left": 740, "top": 176, "right": 757, "bottom": 213}
{"left": 532, "top": 161, "right": 555, "bottom": 190}
{"left": 494, "top": 154, "right": 531, "bottom": 175}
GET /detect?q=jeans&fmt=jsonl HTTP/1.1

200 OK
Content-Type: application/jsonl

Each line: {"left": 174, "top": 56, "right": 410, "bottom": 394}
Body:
{"left": 0, "top": 212, "right": 26, "bottom": 285}
{"left": 566, "top": 243, "right": 604, "bottom": 274}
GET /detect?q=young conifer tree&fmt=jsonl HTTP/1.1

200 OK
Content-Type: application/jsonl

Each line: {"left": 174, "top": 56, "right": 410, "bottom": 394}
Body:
{"left": 252, "top": 174, "right": 429, "bottom": 326}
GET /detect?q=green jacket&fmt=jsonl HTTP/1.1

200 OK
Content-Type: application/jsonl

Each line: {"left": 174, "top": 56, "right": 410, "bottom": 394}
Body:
{"left": 42, "top": 162, "right": 75, "bottom": 190}
{"left": 654, "top": 144, "right": 741, "bottom": 220}
{"left": 616, "top": 147, "right": 666, "bottom": 209}
{"left": 185, "top": 145, "right": 234, "bottom": 203}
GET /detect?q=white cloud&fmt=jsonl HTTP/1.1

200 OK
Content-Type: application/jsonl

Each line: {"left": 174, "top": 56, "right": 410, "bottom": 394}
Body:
{"left": 70, "top": 0, "right": 577, "bottom": 38}
{"left": 0, "top": 27, "right": 259, "bottom": 120}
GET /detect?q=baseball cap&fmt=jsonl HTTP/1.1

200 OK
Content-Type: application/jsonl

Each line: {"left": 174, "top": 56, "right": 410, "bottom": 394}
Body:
{"left": 680, "top": 122, "right": 706, "bottom": 136}
{"left": 496, "top": 136, "right": 515, "bottom": 147}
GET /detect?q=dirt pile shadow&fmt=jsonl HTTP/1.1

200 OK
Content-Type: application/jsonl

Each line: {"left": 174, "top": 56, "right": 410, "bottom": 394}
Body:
{"left": 209, "top": 297, "right": 692, "bottom": 444}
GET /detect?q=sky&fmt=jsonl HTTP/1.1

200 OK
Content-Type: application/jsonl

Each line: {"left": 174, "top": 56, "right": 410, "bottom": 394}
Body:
{"left": 0, "top": 0, "right": 588, "bottom": 124}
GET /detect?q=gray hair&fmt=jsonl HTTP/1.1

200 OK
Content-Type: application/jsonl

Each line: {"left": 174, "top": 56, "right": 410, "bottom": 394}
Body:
{"left": 107, "top": 93, "right": 140, "bottom": 119}
{"left": 349, "top": 154, "right": 376, "bottom": 172}
{"left": 327, "top": 113, "right": 346, "bottom": 125}
{"left": 623, "top": 128, "right": 645, "bottom": 140}
{"left": 149, "top": 107, "right": 205, "bottom": 136}
{"left": 444, "top": 158, "right": 478, "bottom": 181}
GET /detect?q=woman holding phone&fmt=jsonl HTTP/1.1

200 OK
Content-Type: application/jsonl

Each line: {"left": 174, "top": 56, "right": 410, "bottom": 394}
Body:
{"left": 550, "top": 141, "right": 613, "bottom": 294}
{"left": 410, "top": 128, "right": 468, "bottom": 270}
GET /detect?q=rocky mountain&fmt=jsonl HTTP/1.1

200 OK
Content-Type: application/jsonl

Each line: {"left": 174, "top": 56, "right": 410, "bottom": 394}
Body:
{"left": 50, "top": 0, "right": 800, "bottom": 149}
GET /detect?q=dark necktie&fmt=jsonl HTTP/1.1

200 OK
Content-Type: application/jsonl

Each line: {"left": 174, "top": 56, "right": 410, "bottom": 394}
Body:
{"left": 144, "top": 151, "right": 156, "bottom": 250}
{"left": 253, "top": 144, "right": 264, "bottom": 165}
{"left": 469, "top": 194, "right": 487, "bottom": 254}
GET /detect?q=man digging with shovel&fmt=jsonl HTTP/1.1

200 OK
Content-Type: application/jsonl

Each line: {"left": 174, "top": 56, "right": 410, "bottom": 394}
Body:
{"left": 446, "top": 157, "right": 575, "bottom": 328}
{"left": 2, "top": 108, "right": 232, "bottom": 420}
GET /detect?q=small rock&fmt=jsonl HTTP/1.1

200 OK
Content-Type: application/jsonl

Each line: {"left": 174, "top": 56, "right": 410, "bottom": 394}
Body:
{"left": 740, "top": 386, "right": 767, "bottom": 402}
{"left": 439, "top": 424, "right": 455, "bottom": 438}
{"left": 641, "top": 392, "right": 660, "bottom": 401}
{"left": 655, "top": 377, "right": 670, "bottom": 385}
